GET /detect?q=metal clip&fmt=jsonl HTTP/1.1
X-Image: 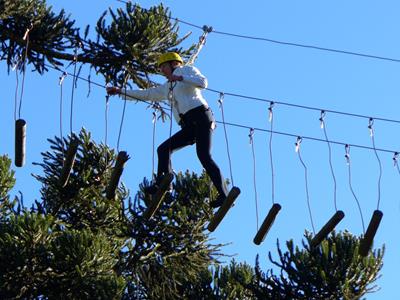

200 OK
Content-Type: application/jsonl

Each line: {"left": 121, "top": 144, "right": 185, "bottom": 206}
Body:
{"left": 345, "top": 144, "right": 351, "bottom": 165}
{"left": 58, "top": 72, "right": 67, "bottom": 85}
{"left": 268, "top": 101, "right": 274, "bottom": 123}
{"left": 368, "top": 118, "right": 374, "bottom": 137}
{"left": 23, "top": 23, "right": 33, "bottom": 41}
{"left": 319, "top": 110, "right": 326, "bottom": 129}
{"left": 393, "top": 152, "right": 399, "bottom": 167}
{"left": 218, "top": 92, "right": 224, "bottom": 108}
{"left": 249, "top": 128, "right": 255, "bottom": 144}
{"left": 295, "top": 136, "right": 302, "bottom": 152}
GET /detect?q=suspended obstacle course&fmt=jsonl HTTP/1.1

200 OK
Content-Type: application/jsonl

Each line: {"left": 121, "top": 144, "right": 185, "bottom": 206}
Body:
{"left": 8, "top": 18, "right": 395, "bottom": 251}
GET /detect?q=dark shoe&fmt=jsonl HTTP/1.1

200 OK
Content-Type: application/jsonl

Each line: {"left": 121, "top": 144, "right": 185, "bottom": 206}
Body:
{"left": 210, "top": 194, "right": 226, "bottom": 208}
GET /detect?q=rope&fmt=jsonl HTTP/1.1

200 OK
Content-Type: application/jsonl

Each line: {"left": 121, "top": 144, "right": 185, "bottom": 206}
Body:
{"left": 117, "top": 74, "right": 130, "bottom": 152}
{"left": 268, "top": 102, "right": 275, "bottom": 204}
{"left": 345, "top": 144, "right": 366, "bottom": 233}
{"left": 218, "top": 93, "right": 235, "bottom": 186}
{"left": 105, "top": 94, "right": 110, "bottom": 146}
{"left": 319, "top": 111, "right": 338, "bottom": 212}
{"left": 394, "top": 153, "right": 400, "bottom": 176}
{"left": 368, "top": 118, "right": 383, "bottom": 210}
{"left": 151, "top": 107, "right": 158, "bottom": 180}
{"left": 69, "top": 46, "right": 80, "bottom": 135}
{"left": 13, "top": 59, "right": 20, "bottom": 121}
{"left": 249, "top": 128, "right": 259, "bottom": 230}
{"left": 59, "top": 72, "right": 67, "bottom": 161}
{"left": 186, "top": 25, "right": 213, "bottom": 66}
{"left": 296, "top": 137, "right": 316, "bottom": 234}
{"left": 18, "top": 25, "right": 32, "bottom": 120}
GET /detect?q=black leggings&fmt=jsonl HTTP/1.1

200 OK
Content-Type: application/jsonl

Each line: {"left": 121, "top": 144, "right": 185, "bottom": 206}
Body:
{"left": 157, "top": 106, "right": 228, "bottom": 197}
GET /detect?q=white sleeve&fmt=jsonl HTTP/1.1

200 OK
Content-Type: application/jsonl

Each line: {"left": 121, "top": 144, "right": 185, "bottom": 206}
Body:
{"left": 181, "top": 66, "right": 208, "bottom": 89}
{"left": 120, "top": 84, "right": 167, "bottom": 102}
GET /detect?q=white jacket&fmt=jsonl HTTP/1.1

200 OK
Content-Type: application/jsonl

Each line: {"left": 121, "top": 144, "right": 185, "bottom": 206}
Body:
{"left": 121, "top": 65, "right": 209, "bottom": 123}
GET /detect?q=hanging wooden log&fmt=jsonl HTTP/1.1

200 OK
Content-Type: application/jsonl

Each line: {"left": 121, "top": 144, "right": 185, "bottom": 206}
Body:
{"left": 253, "top": 203, "right": 281, "bottom": 245}
{"left": 59, "top": 137, "right": 79, "bottom": 187}
{"left": 359, "top": 210, "right": 383, "bottom": 257}
{"left": 15, "top": 119, "right": 26, "bottom": 167}
{"left": 208, "top": 186, "right": 241, "bottom": 232}
{"left": 143, "top": 173, "right": 174, "bottom": 220}
{"left": 106, "top": 151, "right": 130, "bottom": 199}
{"left": 310, "top": 210, "right": 345, "bottom": 248}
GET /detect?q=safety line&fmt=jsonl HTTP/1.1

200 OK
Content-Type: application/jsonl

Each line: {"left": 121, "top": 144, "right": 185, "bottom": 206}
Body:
{"left": 206, "top": 88, "right": 400, "bottom": 125}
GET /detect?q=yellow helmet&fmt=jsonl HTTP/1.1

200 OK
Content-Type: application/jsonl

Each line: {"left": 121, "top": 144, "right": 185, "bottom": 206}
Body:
{"left": 157, "top": 52, "right": 183, "bottom": 67}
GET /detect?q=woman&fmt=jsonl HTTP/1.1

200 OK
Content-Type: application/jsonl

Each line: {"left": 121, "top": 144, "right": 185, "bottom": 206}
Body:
{"left": 107, "top": 52, "right": 228, "bottom": 207}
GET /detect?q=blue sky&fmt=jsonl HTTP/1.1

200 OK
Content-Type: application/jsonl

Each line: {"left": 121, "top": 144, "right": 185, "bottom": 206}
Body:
{"left": 2, "top": 1, "right": 400, "bottom": 298}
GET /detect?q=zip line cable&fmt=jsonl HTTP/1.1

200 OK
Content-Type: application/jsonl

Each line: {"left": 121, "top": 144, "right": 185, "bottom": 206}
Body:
{"left": 116, "top": 0, "right": 400, "bottom": 64}
{"left": 44, "top": 64, "right": 400, "bottom": 156}
{"left": 205, "top": 88, "right": 400, "bottom": 126}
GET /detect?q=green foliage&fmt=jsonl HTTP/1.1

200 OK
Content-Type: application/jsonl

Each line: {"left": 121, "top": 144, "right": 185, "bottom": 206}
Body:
{"left": 0, "top": 212, "right": 125, "bottom": 299}
{"left": 253, "top": 231, "right": 384, "bottom": 300}
{"left": 0, "top": 0, "right": 193, "bottom": 87}
{"left": 121, "top": 171, "right": 222, "bottom": 299}
{"left": 33, "top": 129, "right": 126, "bottom": 237}
{"left": 0, "top": 155, "right": 17, "bottom": 219}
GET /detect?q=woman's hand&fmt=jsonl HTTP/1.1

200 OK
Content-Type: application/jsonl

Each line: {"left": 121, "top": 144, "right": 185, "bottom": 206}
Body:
{"left": 106, "top": 86, "right": 121, "bottom": 95}
{"left": 167, "top": 75, "right": 183, "bottom": 82}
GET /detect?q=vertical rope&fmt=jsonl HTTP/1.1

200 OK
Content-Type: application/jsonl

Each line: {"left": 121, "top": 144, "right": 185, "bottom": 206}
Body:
{"left": 13, "top": 58, "right": 20, "bottom": 121}
{"left": 249, "top": 128, "right": 259, "bottom": 230}
{"left": 268, "top": 102, "right": 275, "bottom": 204}
{"left": 368, "top": 118, "right": 383, "bottom": 210}
{"left": 393, "top": 152, "right": 400, "bottom": 176}
{"left": 69, "top": 46, "right": 79, "bottom": 135}
{"left": 345, "top": 144, "right": 366, "bottom": 233}
{"left": 151, "top": 106, "right": 158, "bottom": 180}
{"left": 59, "top": 72, "right": 67, "bottom": 161}
{"left": 105, "top": 94, "right": 110, "bottom": 146}
{"left": 186, "top": 25, "right": 213, "bottom": 66}
{"left": 319, "top": 111, "right": 338, "bottom": 212}
{"left": 296, "top": 137, "right": 316, "bottom": 234}
{"left": 117, "top": 73, "right": 130, "bottom": 152}
{"left": 218, "top": 93, "right": 235, "bottom": 186}
{"left": 18, "top": 25, "right": 32, "bottom": 119}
